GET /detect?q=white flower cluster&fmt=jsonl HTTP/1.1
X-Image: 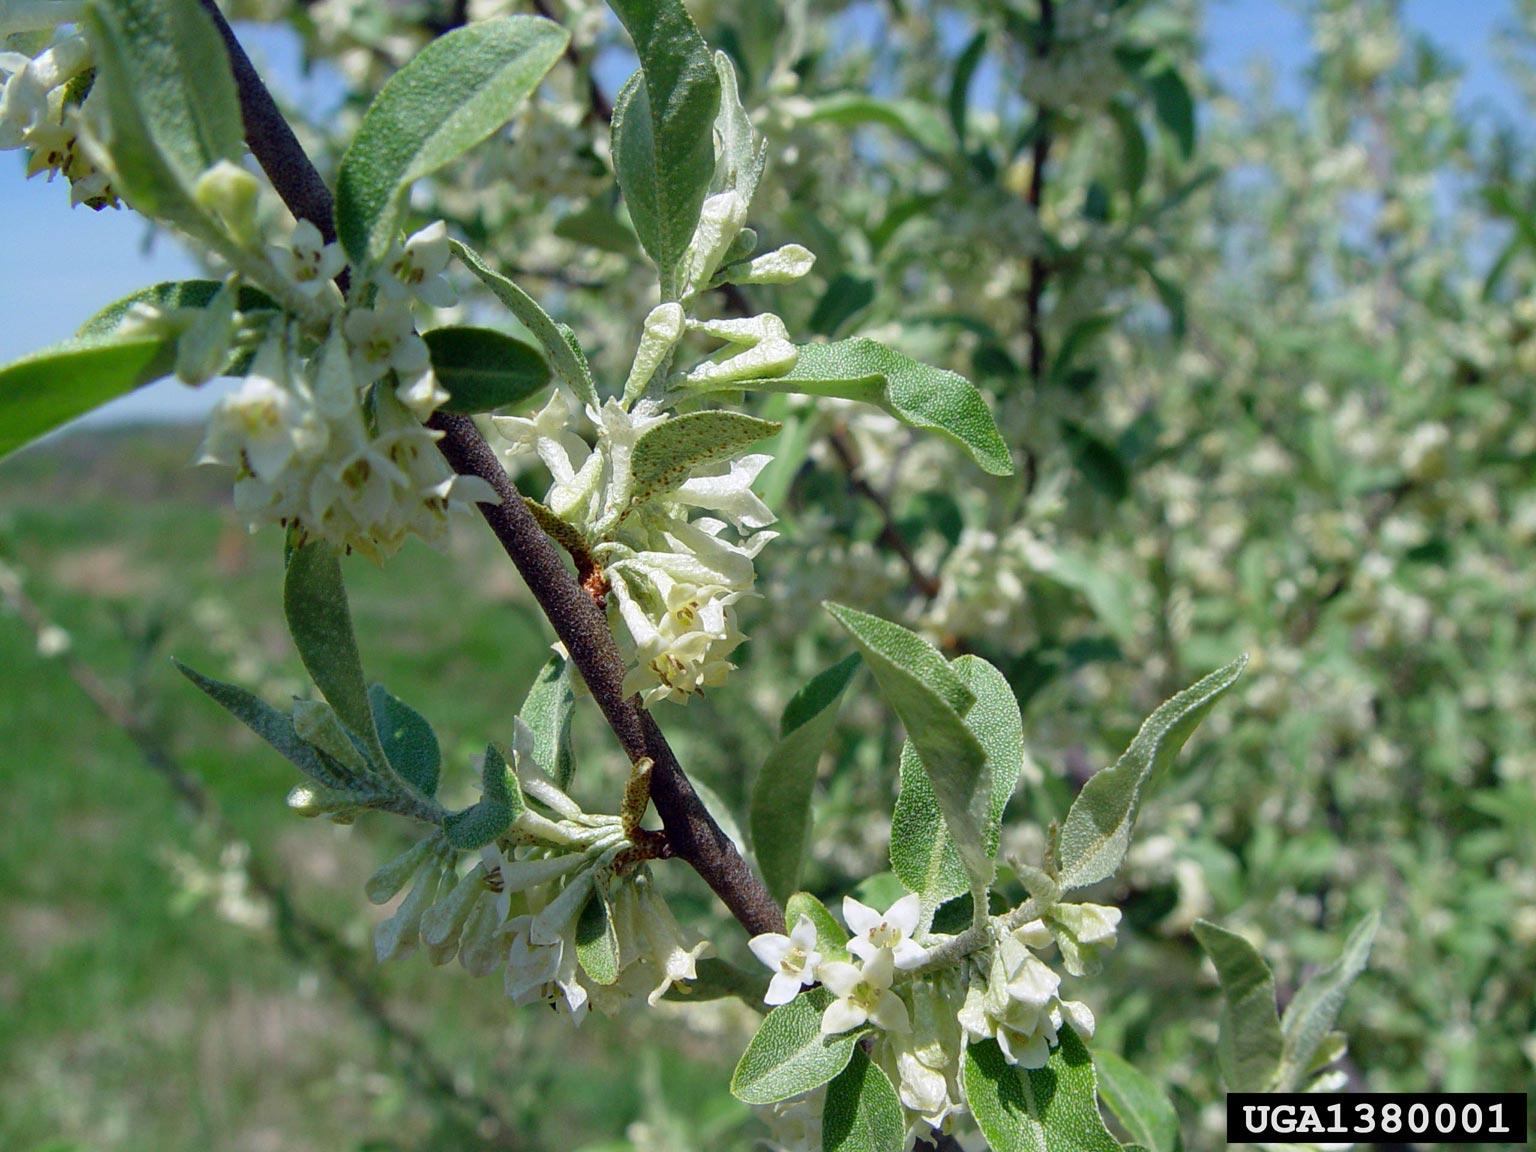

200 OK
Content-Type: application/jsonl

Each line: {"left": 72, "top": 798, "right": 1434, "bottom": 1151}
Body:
{"left": 365, "top": 723, "right": 708, "bottom": 1023}
{"left": 749, "top": 894, "right": 1120, "bottom": 1148}
{"left": 189, "top": 220, "right": 490, "bottom": 559}
{"left": 0, "top": 20, "right": 116, "bottom": 208}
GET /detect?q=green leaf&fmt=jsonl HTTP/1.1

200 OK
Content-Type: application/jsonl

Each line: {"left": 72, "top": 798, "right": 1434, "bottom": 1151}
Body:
{"left": 1108, "top": 101, "right": 1148, "bottom": 201}
{"left": 444, "top": 743, "right": 526, "bottom": 850}
{"left": 1061, "top": 419, "right": 1131, "bottom": 503}
{"left": 553, "top": 201, "right": 641, "bottom": 256}
{"left": 750, "top": 655, "right": 861, "bottom": 902}
{"left": 891, "top": 654, "right": 1022, "bottom": 910}
{"left": 335, "top": 16, "right": 568, "bottom": 269}
{"left": 825, "top": 603, "right": 992, "bottom": 891}
{"left": 963, "top": 1029, "right": 1121, "bottom": 1152}
{"left": 1191, "top": 920, "right": 1283, "bottom": 1092}
{"left": 822, "top": 1047, "right": 903, "bottom": 1152}
{"left": 661, "top": 957, "right": 769, "bottom": 1010}
{"left": 627, "top": 411, "right": 782, "bottom": 510}
{"left": 805, "top": 93, "right": 950, "bottom": 154}
{"left": 575, "top": 887, "right": 620, "bottom": 985}
{"left": 1147, "top": 68, "right": 1196, "bottom": 160}
{"left": 1056, "top": 656, "right": 1247, "bottom": 892}
{"left": 730, "top": 988, "right": 863, "bottom": 1105}
{"left": 1094, "top": 1050, "right": 1181, "bottom": 1152}
{"left": 422, "top": 326, "right": 550, "bottom": 414}
{"left": 368, "top": 684, "right": 441, "bottom": 798}
{"left": 607, "top": 0, "right": 721, "bottom": 283}
{"left": 450, "top": 239, "right": 600, "bottom": 407}
{"left": 0, "top": 337, "right": 176, "bottom": 460}
{"left": 283, "top": 540, "right": 388, "bottom": 767}
{"left": 86, "top": 0, "right": 242, "bottom": 225}
{"left": 518, "top": 656, "right": 577, "bottom": 788}
{"left": 784, "top": 892, "right": 851, "bottom": 963}
{"left": 1277, "top": 911, "right": 1378, "bottom": 1090}
{"left": 808, "top": 274, "right": 876, "bottom": 338}
{"left": 174, "top": 661, "right": 343, "bottom": 789}
{"left": 949, "top": 30, "right": 988, "bottom": 148}
{"left": 718, "top": 338, "right": 1012, "bottom": 476}
{"left": 77, "top": 281, "right": 280, "bottom": 339}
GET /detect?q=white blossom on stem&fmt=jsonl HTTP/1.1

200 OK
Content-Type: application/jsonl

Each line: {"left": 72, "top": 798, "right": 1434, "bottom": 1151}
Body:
{"left": 749, "top": 913, "right": 824, "bottom": 1005}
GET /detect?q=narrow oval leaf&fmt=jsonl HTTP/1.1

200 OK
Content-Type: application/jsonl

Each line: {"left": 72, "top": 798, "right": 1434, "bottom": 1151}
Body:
{"left": 575, "top": 888, "right": 620, "bottom": 985}
{"left": 806, "top": 93, "right": 951, "bottom": 154}
{"left": 518, "top": 655, "right": 576, "bottom": 788}
{"left": 450, "top": 239, "right": 599, "bottom": 407}
{"left": 891, "top": 654, "right": 1022, "bottom": 910}
{"left": 825, "top": 603, "right": 992, "bottom": 890}
{"left": 731, "top": 988, "right": 862, "bottom": 1105}
{"left": 0, "top": 337, "right": 175, "bottom": 460}
{"left": 628, "top": 411, "right": 781, "bottom": 509}
{"left": 1057, "top": 655, "right": 1247, "bottom": 893}
{"left": 283, "top": 540, "right": 387, "bottom": 766}
{"left": 77, "top": 281, "right": 280, "bottom": 339}
{"left": 822, "top": 1047, "right": 903, "bottom": 1152}
{"left": 444, "top": 743, "right": 526, "bottom": 850}
{"left": 423, "top": 326, "right": 550, "bottom": 414}
{"left": 662, "top": 957, "right": 768, "bottom": 1010}
{"left": 709, "top": 338, "right": 1011, "bottom": 476}
{"left": 1277, "top": 911, "right": 1378, "bottom": 1090}
{"left": 1191, "top": 919, "right": 1282, "bottom": 1092}
{"left": 962, "top": 1029, "right": 1121, "bottom": 1152}
{"left": 335, "top": 16, "right": 569, "bottom": 268}
{"left": 751, "top": 655, "right": 861, "bottom": 902}
{"left": 1093, "top": 1050, "right": 1181, "bottom": 1152}
{"left": 607, "top": 0, "right": 721, "bottom": 281}
{"left": 784, "top": 892, "right": 851, "bottom": 964}
{"left": 369, "top": 683, "right": 442, "bottom": 798}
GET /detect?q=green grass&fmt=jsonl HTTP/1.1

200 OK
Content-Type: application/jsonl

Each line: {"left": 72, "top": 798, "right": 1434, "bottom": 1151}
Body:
{"left": 0, "top": 425, "right": 752, "bottom": 1152}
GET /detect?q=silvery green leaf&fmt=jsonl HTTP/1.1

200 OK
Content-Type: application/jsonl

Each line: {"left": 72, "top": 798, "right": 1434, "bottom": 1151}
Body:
{"left": 1057, "top": 656, "right": 1247, "bottom": 893}
{"left": 706, "top": 338, "right": 1012, "bottom": 476}
{"left": 661, "top": 957, "right": 768, "bottom": 1011}
{"left": 1191, "top": 919, "right": 1282, "bottom": 1092}
{"left": 822, "top": 1047, "right": 903, "bottom": 1152}
{"left": 606, "top": 0, "right": 721, "bottom": 287}
{"left": 77, "top": 281, "right": 280, "bottom": 340}
{"left": 891, "top": 654, "right": 1022, "bottom": 912}
{"left": 825, "top": 603, "right": 991, "bottom": 891}
{"left": 369, "top": 684, "right": 441, "bottom": 798}
{"left": 1093, "top": 1050, "right": 1182, "bottom": 1152}
{"left": 517, "top": 656, "right": 576, "bottom": 788}
{"left": 784, "top": 891, "right": 851, "bottom": 963}
{"left": 730, "top": 988, "right": 862, "bottom": 1105}
{"left": 804, "top": 93, "right": 951, "bottom": 154}
{"left": 750, "top": 654, "right": 860, "bottom": 902}
{"left": 283, "top": 540, "right": 388, "bottom": 767}
{"left": 334, "top": 16, "right": 568, "bottom": 269}
{"left": 710, "top": 51, "right": 766, "bottom": 204}
{"left": 1276, "top": 911, "right": 1378, "bottom": 1091}
{"left": 444, "top": 743, "right": 527, "bottom": 850}
{"left": 575, "top": 886, "right": 620, "bottom": 985}
{"left": 627, "top": 411, "right": 781, "bottom": 511}
{"left": 450, "top": 239, "right": 599, "bottom": 407}
{"left": 962, "top": 1028, "right": 1121, "bottom": 1152}
{"left": 423, "top": 326, "right": 550, "bottom": 415}
{"left": 365, "top": 836, "right": 440, "bottom": 905}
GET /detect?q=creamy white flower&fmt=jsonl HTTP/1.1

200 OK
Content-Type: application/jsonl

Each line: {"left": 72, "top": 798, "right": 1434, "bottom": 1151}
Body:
{"left": 503, "top": 912, "right": 589, "bottom": 1023}
{"left": 633, "top": 880, "right": 711, "bottom": 1005}
{"left": 670, "top": 453, "right": 776, "bottom": 531}
{"left": 749, "top": 914, "right": 824, "bottom": 1005}
{"left": 819, "top": 949, "right": 911, "bottom": 1035}
{"left": 380, "top": 220, "right": 456, "bottom": 307}
{"left": 844, "top": 893, "right": 926, "bottom": 970}
{"left": 344, "top": 301, "right": 431, "bottom": 384}
{"left": 199, "top": 330, "right": 326, "bottom": 483}
{"left": 272, "top": 219, "right": 346, "bottom": 298}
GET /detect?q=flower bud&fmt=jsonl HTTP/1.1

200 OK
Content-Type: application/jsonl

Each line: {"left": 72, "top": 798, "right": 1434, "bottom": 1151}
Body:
{"left": 194, "top": 160, "right": 262, "bottom": 246}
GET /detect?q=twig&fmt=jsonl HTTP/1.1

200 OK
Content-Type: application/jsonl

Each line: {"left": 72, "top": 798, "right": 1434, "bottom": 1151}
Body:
{"left": 1022, "top": 0, "right": 1055, "bottom": 386}
{"left": 199, "top": 0, "right": 782, "bottom": 938}
{"left": 827, "top": 426, "right": 942, "bottom": 601}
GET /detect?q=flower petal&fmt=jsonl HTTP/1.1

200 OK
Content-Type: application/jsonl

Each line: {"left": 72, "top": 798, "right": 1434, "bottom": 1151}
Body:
{"left": 820, "top": 998, "right": 868, "bottom": 1035}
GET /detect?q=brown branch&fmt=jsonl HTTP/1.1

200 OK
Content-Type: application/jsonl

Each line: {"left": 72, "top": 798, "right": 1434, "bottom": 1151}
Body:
{"left": 827, "top": 426, "right": 943, "bottom": 601}
{"left": 1023, "top": 0, "right": 1055, "bottom": 385}
{"left": 199, "top": 0, "right": 782, "bottom": 938}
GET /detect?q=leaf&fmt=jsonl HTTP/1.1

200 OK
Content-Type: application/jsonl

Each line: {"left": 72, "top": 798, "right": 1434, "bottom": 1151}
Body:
{"left": 335, "top": 16, "right": 567, "bottom": 269}
{"left": 711, "top": 50, "right": 766, "bottom": 204}
{"left": 1190, "top": 920, "right": 1283, "bottom": 1093}
{"left": 1147, "top": 68, "right": 1196, "bottom": 160}
{"left": 77, "top": 281, "right": 280, "bottom": 339}
{"left": 1056, "top": 656, "right": 1247, "bottom": 892}
{"left": 368, "top": 684, "right": 441, "bottom": 798}
{"left": 825, "top": 603, "right": 992, "bottom": 891}
{"left": 0, "top": 337, "right": 176, "bottom": 460}
{"left": 1277, "top": 911, "right": 1378, "bottom": 1090}
{"left": 607, "top": 0, "right": 721, "bottom": 282}
{"left": 86, "top": 0, "right": 242, "bottom": 225}
{"left": 719, "top": 338, "right": 1012, "bottom": 476}
{"left": 628, "top": 411, "right": 782, "bottom": 509}
{"left": 808, "top": 274, "right": 876, "bottom": 338}
{"left": 575, "top": 887, "right": 620, "bottom": 985}
{"left": 730, "top": 988, "right": 863, "bottom": 1105}
{"left": 518, "top": 655, "right": 576, "bottom": 788}
{"left": 1061, "top": 419, "right": 1131, "bottom": 503}
{"left": 422, "top": 326, "right": 550, "bottom": 414}
{"left": 1108, "top": 101, "right": 1148, "bottom": 201}
{"left": 805, "top": 93, "right": 950, "bottom": 154}
{"left": 784, "top": 891, "right": 851, "bottom": 963}
{"left": 553, "top": 201, "right": 641, "bottom": 256}
{"left": 750, "top": 655, "right": 861, "bottom": 902}
{"left": 964, "top": 1030, "right": 1122, "bottom": 1152}
{"left": 661, "top": 957, "right": 768, "bottom": 1010}
{"left": 822, "top": 1047, "right": 903, "bottom": 1152}
{"left": 1093, "top": 1050, "right": 1181, "bottom": 1152}
{"left": 444, "top": 743, "right": 526, "bottom": 850}
{"left": 174, "top": 660, "right": 344, "bottom": 789}
{"left": 283, "top": 540, "right": 388, "bottom": 766}
{"left": 1043, "top": 550, "right": 1139, "bottom": 648}
{"left": 450, "top": 239, "right": 599, "bottom": 407}
{"left": 891, "top": 654, "right": 1022, "bottom": 910}
{"left": 949, "top": 30, "right": 988, "bottom": 148}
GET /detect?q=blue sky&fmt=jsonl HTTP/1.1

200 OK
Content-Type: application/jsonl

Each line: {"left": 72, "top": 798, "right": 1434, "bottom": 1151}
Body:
{"left": 0, "top": 1, "right": 1522, "bottom": 427}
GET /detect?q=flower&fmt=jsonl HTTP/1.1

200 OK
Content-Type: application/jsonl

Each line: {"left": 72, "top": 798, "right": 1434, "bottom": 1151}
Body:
{"left": 198, "top": 328, "right": 326, "bottom": 483}
{"left": 272, "top": 219, "right": 346, "bottom": 298}
{"left": 1044, "top": 901, "right": 1121, "bottom": 977}
{"left": 819, "top": 949, "right": 911, "bottom": 1035}
{"left": 343, "top": 301, "right": 431, "bottom": 384}
{"left": 844, "top": 893, "right": 926, "bottom": 970}
{"left": 749, "top": 913, "right": 824, "bottom": 1005}
{"left": 380, "top": 220, "right": 457, "bottom": 307}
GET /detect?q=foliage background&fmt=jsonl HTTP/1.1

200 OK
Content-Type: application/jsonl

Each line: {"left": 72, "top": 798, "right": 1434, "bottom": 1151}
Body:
{"left": 2, "top": 0, "right": 1535, "bottom": 1149}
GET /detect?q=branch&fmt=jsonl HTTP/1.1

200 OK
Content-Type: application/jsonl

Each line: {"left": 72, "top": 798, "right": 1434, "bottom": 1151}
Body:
{"left": 827, "top": 425, "right": 943, "bottom": 601}
{"left": 1023, "top": 0, "right": 1056, "bottom": 387}
{"left": 200, "top": 0, "right": 783, "bottom": 938}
